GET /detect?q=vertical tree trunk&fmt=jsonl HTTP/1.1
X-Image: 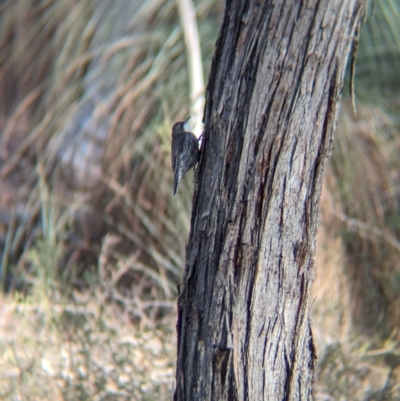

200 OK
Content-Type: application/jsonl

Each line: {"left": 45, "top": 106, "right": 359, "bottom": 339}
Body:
{"left": 175, "top": 1, "right": 363, "bottom": 400}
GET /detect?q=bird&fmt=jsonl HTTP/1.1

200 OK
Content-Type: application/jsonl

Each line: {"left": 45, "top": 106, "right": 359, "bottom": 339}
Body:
{"left": 171, "top": 116, "right": 200, "bottom": 196}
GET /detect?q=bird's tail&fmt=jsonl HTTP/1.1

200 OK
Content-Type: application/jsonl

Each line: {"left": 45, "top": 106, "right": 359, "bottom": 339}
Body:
{"left": 173, "top": 169, "right": 181, "bottom": 196}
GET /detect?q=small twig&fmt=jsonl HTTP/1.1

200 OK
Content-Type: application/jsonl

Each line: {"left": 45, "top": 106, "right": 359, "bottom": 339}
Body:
{"left": 332, "top": 210, "right": 400, "bottom": 253}
{"left": 1, "top": 207, "right": 17, "bottom": 289}
{"left": 350, "top": 22, "right": 360, "bottom": 117}
{"left": 176, "top": 0, "right": 205, "bottom": 137}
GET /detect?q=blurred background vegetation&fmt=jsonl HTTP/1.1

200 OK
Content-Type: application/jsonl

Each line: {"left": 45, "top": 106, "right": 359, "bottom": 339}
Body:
{"left": 0, "top": 0, "right": 399, "bottom": 399}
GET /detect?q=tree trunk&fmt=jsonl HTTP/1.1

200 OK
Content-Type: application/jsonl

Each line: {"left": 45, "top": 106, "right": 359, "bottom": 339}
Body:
{"left": 175, "top": 1, "right": 363, "bottom": 400}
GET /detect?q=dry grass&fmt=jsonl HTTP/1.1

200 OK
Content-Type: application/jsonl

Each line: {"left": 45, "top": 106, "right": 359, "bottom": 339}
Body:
{"left": 0, "top": 293, "right": 176, "bottom": 401}
{"left": 0, "top": 0, "right": 222, "bottom": 299}
{"left": 0, "top": 1, "right": 400, "bottom": 400}
{"left": 1, "top": 225, "right": 177, "bottom": 400}
{"left": 313, "top": 102, "right": 400, "bottom": 400}
{"left": 327, "top": 102, "right": 400, "bottom": 336}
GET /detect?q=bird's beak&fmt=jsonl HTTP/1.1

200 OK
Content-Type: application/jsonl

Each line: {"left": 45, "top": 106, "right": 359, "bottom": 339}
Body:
{"left": 183, "top": 116, "right": 191, "bottom": 131}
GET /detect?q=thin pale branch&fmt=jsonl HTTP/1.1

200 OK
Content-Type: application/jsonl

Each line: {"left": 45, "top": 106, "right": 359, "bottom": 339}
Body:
{"left": 176, "top": 0, "right": 205, "bottom": 136}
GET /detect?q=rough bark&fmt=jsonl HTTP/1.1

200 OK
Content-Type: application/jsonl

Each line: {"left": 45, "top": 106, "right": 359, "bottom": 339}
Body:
{"left": 175, "top": 1, "right": 364, "bottom": 400}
